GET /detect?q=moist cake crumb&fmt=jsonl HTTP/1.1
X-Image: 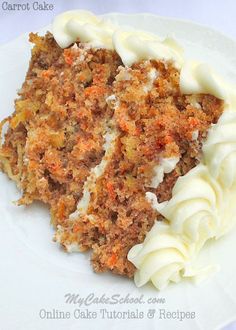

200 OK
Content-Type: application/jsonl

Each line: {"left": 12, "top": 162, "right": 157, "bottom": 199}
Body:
{"left": 0, "top": 32, "right": 224, "bottom": 278}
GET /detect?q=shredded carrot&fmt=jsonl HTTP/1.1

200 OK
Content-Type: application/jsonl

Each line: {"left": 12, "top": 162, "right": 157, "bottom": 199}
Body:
{"left": 84, "top": 86, "right": 107, "bottom": 98}
{"left": 142, "top": 145, "right": 154, "bottom": 156}
{"left": 92, "top": 65, "right": 108, "bottom": 85}
{"left": 134, "top": 126, "right": 142, "bottom": 136}
{"left": 63, "top": 49, "right": 74, "bottom": 65}
{"left": 154, "top": 119, "right": 165, "bottom": 129}
{"left": 49, "top": 162, "right": 60, "bottom": 172}
{"left": 28, "top": 160, "right": 38, "bottom": 171}
{"left": 58, "top": 200, "right": 65, "bottom": 220}
{"left": 188, "top": 117, "right": 199, "bottom": 128}
{"left": 163, "top": 134, "right": 173, "bottom": 144}
{"left": 108, "top": 253, "right": 117, "bottom": 267}
{"left": 107, "top": 181, "right": 116, "bottom": 200}
{"left": 41, "top": 69, "right": 54, "bottom": 78}
{"left": 78, "top": 73, "right": 87, "bottom": 82}
{"left": 73, "top": 223, "right": 81, "bottom": 233}
{"left": 118, "top": 117, "right": 129, "bottom": 132}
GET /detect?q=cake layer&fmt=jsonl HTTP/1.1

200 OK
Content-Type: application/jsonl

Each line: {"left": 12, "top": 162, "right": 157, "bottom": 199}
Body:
{"left": 0, "top": 32, "right": 121, "bottom": 226}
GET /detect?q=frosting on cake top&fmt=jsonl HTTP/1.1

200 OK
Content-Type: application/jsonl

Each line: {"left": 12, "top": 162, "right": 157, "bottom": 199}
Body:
{"left": 52, "top": 10, "right": 183, "bottom": 67}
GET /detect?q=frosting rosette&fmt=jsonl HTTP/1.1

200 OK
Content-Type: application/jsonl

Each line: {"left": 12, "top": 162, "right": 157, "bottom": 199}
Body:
{"left": 128, "top": 222, "right": 191, "bottom": 290}
{"left": 154, "top": 165, "right": 223, "bottom": 247}
{"left": 203, "top": 111, "right": 236, "bottom": 188}
{"left": 128, "top": 221, "right": 218, "bottom": 290}
{"left": 180, "top": 61, "right": 236, "bottom": 105}
{"left": 52, "top": 10, "right": 116, "bottom": 49}
{"left": 113, "top": 30, "right": 183, "bottom": 67}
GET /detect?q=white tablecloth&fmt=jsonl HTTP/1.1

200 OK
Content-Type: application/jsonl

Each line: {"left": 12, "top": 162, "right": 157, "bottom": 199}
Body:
{"left": 0, "top": 1, "right": 236, "bottom": 329}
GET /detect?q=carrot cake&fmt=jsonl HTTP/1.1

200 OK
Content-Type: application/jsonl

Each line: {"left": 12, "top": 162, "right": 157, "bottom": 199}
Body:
{"left": 1, "top": 10, "right": 236, "bottom": 290}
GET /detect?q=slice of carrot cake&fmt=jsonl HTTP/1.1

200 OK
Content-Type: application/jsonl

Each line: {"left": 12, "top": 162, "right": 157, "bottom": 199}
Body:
{"left": 1, "top": 10, "right": 236, "bottom": 290}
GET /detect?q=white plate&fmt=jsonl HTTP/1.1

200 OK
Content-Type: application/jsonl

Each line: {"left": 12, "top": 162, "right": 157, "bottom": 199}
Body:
{"left": 1, "top": 13, "right": 236, "bottom": 330}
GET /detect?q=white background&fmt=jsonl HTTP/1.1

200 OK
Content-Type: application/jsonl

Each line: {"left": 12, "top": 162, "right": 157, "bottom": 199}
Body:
{"left": 0, "top": 1, "right": 236, "bottom": 329}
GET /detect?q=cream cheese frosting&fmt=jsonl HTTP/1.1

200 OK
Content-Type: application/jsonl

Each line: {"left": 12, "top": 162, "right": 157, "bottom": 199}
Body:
{"left": 112, "top": 30, "right": 183, "bottom": 67}
{"left": 52, "top": 10, "right": 183, "bottom": 68}
{"left": 203, "top": 111, "right": 236, "bottom": 189}
{"left": 128, "top": 221, "right": 219, "bottom": 290}
{"left": 180, "top": 61, "right": 236, "bottom": 106}
{"left": 52, "top": 10, "right": 236, "bottom": 290}
{"left": 128, "top": 221, "right": 190, "bottom": 290}
{"left": 147, "top": 165, "right": 222, "bottom": 247}
{"left": 52, "top": 10, "right": 115, "bottom": 49}
{"left": 148, "top": 157, "right": 180, "bottom": 189}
